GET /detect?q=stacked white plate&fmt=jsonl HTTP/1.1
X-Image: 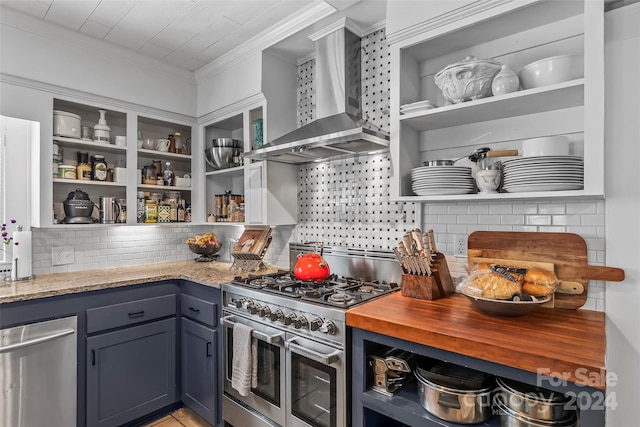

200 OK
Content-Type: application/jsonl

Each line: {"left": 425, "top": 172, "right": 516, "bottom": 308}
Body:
{"left": 411, "top": 166, "right": 475, "bottom": 196}
{"left": 400, "top": 99, "right": 438, "bottom": 115}
{"left": 502, "top": 156, "right": 584, "bottom": 193}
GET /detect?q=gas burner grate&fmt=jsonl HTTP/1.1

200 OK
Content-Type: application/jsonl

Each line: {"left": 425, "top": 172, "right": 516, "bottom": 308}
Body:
{"left": 229, "top": 271, "right": 400, "bottom": 308}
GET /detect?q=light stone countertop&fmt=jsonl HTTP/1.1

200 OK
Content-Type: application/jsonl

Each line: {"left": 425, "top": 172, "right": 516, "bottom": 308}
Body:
{"left": 0, "top": 260, "right": 281, "bottom": 304}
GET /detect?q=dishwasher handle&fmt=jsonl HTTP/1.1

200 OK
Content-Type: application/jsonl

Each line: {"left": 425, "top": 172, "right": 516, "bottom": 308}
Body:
{"left": 0, "top": 328, "right": 75, "bottom": 353}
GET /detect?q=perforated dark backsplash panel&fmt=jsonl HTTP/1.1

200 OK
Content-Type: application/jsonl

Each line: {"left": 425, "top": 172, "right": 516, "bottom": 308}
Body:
{"left": 361, "top": 28, "right": 391, "bottom": 132}
{"left": 295, "top": 29, "right": 410, "bottom": 250}
{"left": 296, "top": 28, "right": 390, "bottom": 132}
{"left": 297, "top": 59, "right": 315, "bottom": 127}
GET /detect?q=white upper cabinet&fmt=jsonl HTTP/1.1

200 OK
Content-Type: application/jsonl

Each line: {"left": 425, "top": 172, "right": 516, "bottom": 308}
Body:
{"left": 200, "top": 96, "right": 297, "bottom": 226}
{"left": 388, "top": 0, "right": 604, "bottom": 202}
{"left": 198, "top": 49, "right": 298, "bottom": 226}
{"left": 40, "top": 97, "right": 195, "bottom": 227}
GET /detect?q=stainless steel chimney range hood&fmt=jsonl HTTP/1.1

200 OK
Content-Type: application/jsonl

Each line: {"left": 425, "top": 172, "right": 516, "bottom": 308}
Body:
{"left": 244, "top": 22, "right": 389, "bottom": 164}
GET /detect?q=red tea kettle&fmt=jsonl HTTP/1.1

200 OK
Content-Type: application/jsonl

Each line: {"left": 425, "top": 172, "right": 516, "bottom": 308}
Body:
{"left": 294, "top": 252, "right": 331, "bottom": 282}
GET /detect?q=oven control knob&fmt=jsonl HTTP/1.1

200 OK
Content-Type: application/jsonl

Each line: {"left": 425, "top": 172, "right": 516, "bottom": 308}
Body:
{"left": 258, "top": 306, "right": 271, "bottom": 318}
{"left": 310, "top": 317, "right": 323, "bottom": 331}
{"left": 284, "top": 313, "right": 297, "bottom": 326}
{"left": 234, "top": 298, "right": 246, "bottom": 309}
{"left": 319, "top": 320, "right": 336, "bottom": 335}
{"left": 294, "top": 316, "right": 308, "bottom": 329}
{"left": 248, "top": 303, "right": 259, "bottom": 315}
{"left": 270, "top": 309, "right": 284, "bottom": 322}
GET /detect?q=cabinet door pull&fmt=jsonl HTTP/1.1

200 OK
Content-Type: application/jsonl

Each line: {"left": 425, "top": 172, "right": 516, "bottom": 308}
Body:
{"left": 206, "top": 342, "right": 212, "bottom": 357}
{"left": 91, "top": 349, "right": 96, "bottom": 366}
{"left": 188, "top": 307, "right": 200, "bottom": 313}
{"left": 128, "top": 310, "right": 145, "bottom": 318}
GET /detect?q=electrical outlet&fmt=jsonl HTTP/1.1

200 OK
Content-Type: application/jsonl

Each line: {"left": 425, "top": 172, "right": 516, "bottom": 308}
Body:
{"left": 52, "top": 246, "right": 74, "bottom": 265}
{"left": 454, "top": 235, "right": 468, "bottom": 257}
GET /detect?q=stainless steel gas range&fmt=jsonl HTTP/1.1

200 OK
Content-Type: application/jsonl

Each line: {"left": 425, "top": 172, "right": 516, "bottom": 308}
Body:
{"left": 221, "top": 243, "right": 402, "bottom": 427}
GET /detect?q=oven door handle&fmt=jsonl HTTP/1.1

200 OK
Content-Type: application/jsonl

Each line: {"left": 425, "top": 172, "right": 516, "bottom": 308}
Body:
{"left": 220, "top": 315, "right": 284, "bottom": 344}
{"left": 285, "top": 337, "right": 342, "bottom": 365}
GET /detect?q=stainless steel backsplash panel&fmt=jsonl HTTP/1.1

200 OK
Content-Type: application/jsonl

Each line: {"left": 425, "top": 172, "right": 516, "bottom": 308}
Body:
{"left": 289, "top": 242, "right": 402, "bottom": 284}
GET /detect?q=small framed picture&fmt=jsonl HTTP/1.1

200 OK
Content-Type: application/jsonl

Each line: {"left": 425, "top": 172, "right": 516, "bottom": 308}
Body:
{"left": 232, "top": 226, "right": 272, "bottom": 257}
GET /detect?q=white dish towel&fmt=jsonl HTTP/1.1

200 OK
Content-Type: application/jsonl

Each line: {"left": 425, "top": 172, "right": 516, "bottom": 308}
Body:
{"left": 231, "top": 322, "right": 257, "bottom": 396}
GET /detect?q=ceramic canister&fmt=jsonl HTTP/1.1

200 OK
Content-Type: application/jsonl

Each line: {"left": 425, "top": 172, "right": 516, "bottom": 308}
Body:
{"left": 492, "top": 64, "right": 520, "bottom": 96}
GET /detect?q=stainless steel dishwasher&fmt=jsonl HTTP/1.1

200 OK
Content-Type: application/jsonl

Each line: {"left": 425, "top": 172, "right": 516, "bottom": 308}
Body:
{"left": 1, "top": 316, "right": 77, "bottom": 427}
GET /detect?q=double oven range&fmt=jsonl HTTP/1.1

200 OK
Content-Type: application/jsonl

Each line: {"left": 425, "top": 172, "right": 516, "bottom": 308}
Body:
{"left": 221, "top": 243, "right": 402, "bottom": 427}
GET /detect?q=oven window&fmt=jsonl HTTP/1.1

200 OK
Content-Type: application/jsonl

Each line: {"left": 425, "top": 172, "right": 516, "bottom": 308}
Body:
{"left": 291, "top": 352, "right": 337, "bottom": 427}
{"left": 227, "top": 333, "right": 281, "bottom": 406}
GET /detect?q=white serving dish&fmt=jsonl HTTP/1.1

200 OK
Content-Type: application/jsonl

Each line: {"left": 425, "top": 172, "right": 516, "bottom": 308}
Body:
{"left": 53, "top": 110, "right": 81, "bottom": 138}
{"left": 518, "top": 55, "right": 584, "bottom": 90}
{"left": 434, "top": 56, "right": 502, "bottom": 104}
{"left": 521, "top": 135, "right": 570, "bottom": 157}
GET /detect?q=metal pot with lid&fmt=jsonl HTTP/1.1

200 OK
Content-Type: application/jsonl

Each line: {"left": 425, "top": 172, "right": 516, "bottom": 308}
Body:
{"left": 63, "top": 188, "right": 97, "bottom": 223}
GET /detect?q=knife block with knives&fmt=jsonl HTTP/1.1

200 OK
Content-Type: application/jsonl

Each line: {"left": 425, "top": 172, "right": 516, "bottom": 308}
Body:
{"left": 396, "top": 229, "right": 455, "bottom": 301}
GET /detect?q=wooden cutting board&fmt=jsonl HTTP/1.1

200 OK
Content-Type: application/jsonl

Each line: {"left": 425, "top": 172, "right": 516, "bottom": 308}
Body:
{"left": 468, "top": 231, "right": 625, "bottom": 309}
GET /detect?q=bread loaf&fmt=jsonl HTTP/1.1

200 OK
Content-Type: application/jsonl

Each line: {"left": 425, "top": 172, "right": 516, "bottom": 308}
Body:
{"left": 522, "top": 268, "right": 558, "bottom": 297}
{"left": 470, "top": 271, "right": 521, "bottom": 300}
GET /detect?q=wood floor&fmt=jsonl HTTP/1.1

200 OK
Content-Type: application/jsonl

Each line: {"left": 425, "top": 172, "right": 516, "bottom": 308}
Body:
{"left": 142, "top": 408, "right": 212, "bottom": 427}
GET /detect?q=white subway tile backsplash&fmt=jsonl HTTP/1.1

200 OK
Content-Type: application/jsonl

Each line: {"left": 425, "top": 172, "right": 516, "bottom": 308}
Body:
{"left": 428, "top": 205, "right": 448, "bottom": 214}
{"left": 467, "top": 204, "right": 490, "bottom": 215}
{"left": 489, "top": 204, "right": 513, "bottom": 214}
{"left": 552, "top": 215, "right": 581, "bottom": 226}
{"left": 438, "top": 215, "right": 458, "bottom": 224}
{"left": 448, "top": 205, "right": 468, "bottom": 215}
{"left": 501, "top": 215, "right": 525, "bottom": 225}
{"left": 538, "top": 203, "right": 566, "bottom": 215}
{"left": 582, "top": 214, "right": 605, "bottom": 226}
{"left": 512, "top": 204, "right": 538, "bottom": 214}
{"left": 566, "top": 203, "right": 591, "bottom": 214}
{"left": 526, "top": 215, "right": 552, "bottom": 226}
{"left": 457, "top": 215, "right": 478, "bottom": 224}
{"left": 477, "top": 215, "right": 501, "bottom": 224}
{"left": 538, "top": 226, "right": 567, "bottom": 233}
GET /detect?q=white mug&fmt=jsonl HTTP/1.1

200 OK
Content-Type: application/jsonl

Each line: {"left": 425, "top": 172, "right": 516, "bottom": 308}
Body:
{"left": 156, "top": 138, "right": 170, "bottom": 151}
{"left": 115, "top": 135, "right": 126, "bottom": 147}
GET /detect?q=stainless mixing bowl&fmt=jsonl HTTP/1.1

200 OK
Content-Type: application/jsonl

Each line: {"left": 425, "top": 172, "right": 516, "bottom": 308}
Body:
{"left": 205, "top": 146, "right": 235, "bottom": 169}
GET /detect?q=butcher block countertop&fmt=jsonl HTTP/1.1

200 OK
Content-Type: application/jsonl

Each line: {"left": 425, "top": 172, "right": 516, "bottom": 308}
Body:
{"left": 0, "top": 260, "right": 280, "bottom": 304}
{"left": 347, "top": 292, "right": 607, "bottom": 389}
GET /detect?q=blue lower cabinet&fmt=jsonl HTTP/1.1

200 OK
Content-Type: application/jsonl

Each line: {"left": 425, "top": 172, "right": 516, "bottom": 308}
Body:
{"left": 86, "top": 318, "right": 177, "bottom": 427}
{"left": 181, "top": 317, "right": 217, "bottom": 424}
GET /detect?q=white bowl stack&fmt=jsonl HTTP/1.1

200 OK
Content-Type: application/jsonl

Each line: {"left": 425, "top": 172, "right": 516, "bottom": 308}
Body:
{"left": 502, "top": 156, "right": 584, "bottom": 193}
{"left": 411, "top": 166, "right": 476, "bottom": 196}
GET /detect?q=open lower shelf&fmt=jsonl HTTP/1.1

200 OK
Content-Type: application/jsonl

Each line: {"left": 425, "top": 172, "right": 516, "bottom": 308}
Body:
{"left": 54, "top": 136, "right": 127, "bottom": 154}
{"left": 205, "top": 165, "right": 244, "bottom": 176}
{"left": 53, "top": 178, "right": 126, "bottom": 187}
{"left": 399, "top": 80, "right": 584, "bottom": 131}
{"left": 138, "top": 184, "right": 191, "bottom": 191}
{"left": 361, "top": 383, "right": 500, "bottom": 427}
{"left": 395, "top": 188, "right": 603, "bottom": 202}
{"left": 137, "top": 148, "right": 192, "bottom": 161}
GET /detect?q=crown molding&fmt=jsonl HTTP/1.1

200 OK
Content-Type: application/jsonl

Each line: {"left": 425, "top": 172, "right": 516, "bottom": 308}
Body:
{"left": 385, "top": 0, "right": 517, "bottom": 45}
{"left": 308, "top": 17, "right": 364, "bottom": 41}
{"left": 194, "top": 1, "right": 337, "bottom": 85}
{"left": 1, "top": 73, "right": 196, "bottom": 125}
{"left": 198, "top": 93, "right": 265, "bottom": 124}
